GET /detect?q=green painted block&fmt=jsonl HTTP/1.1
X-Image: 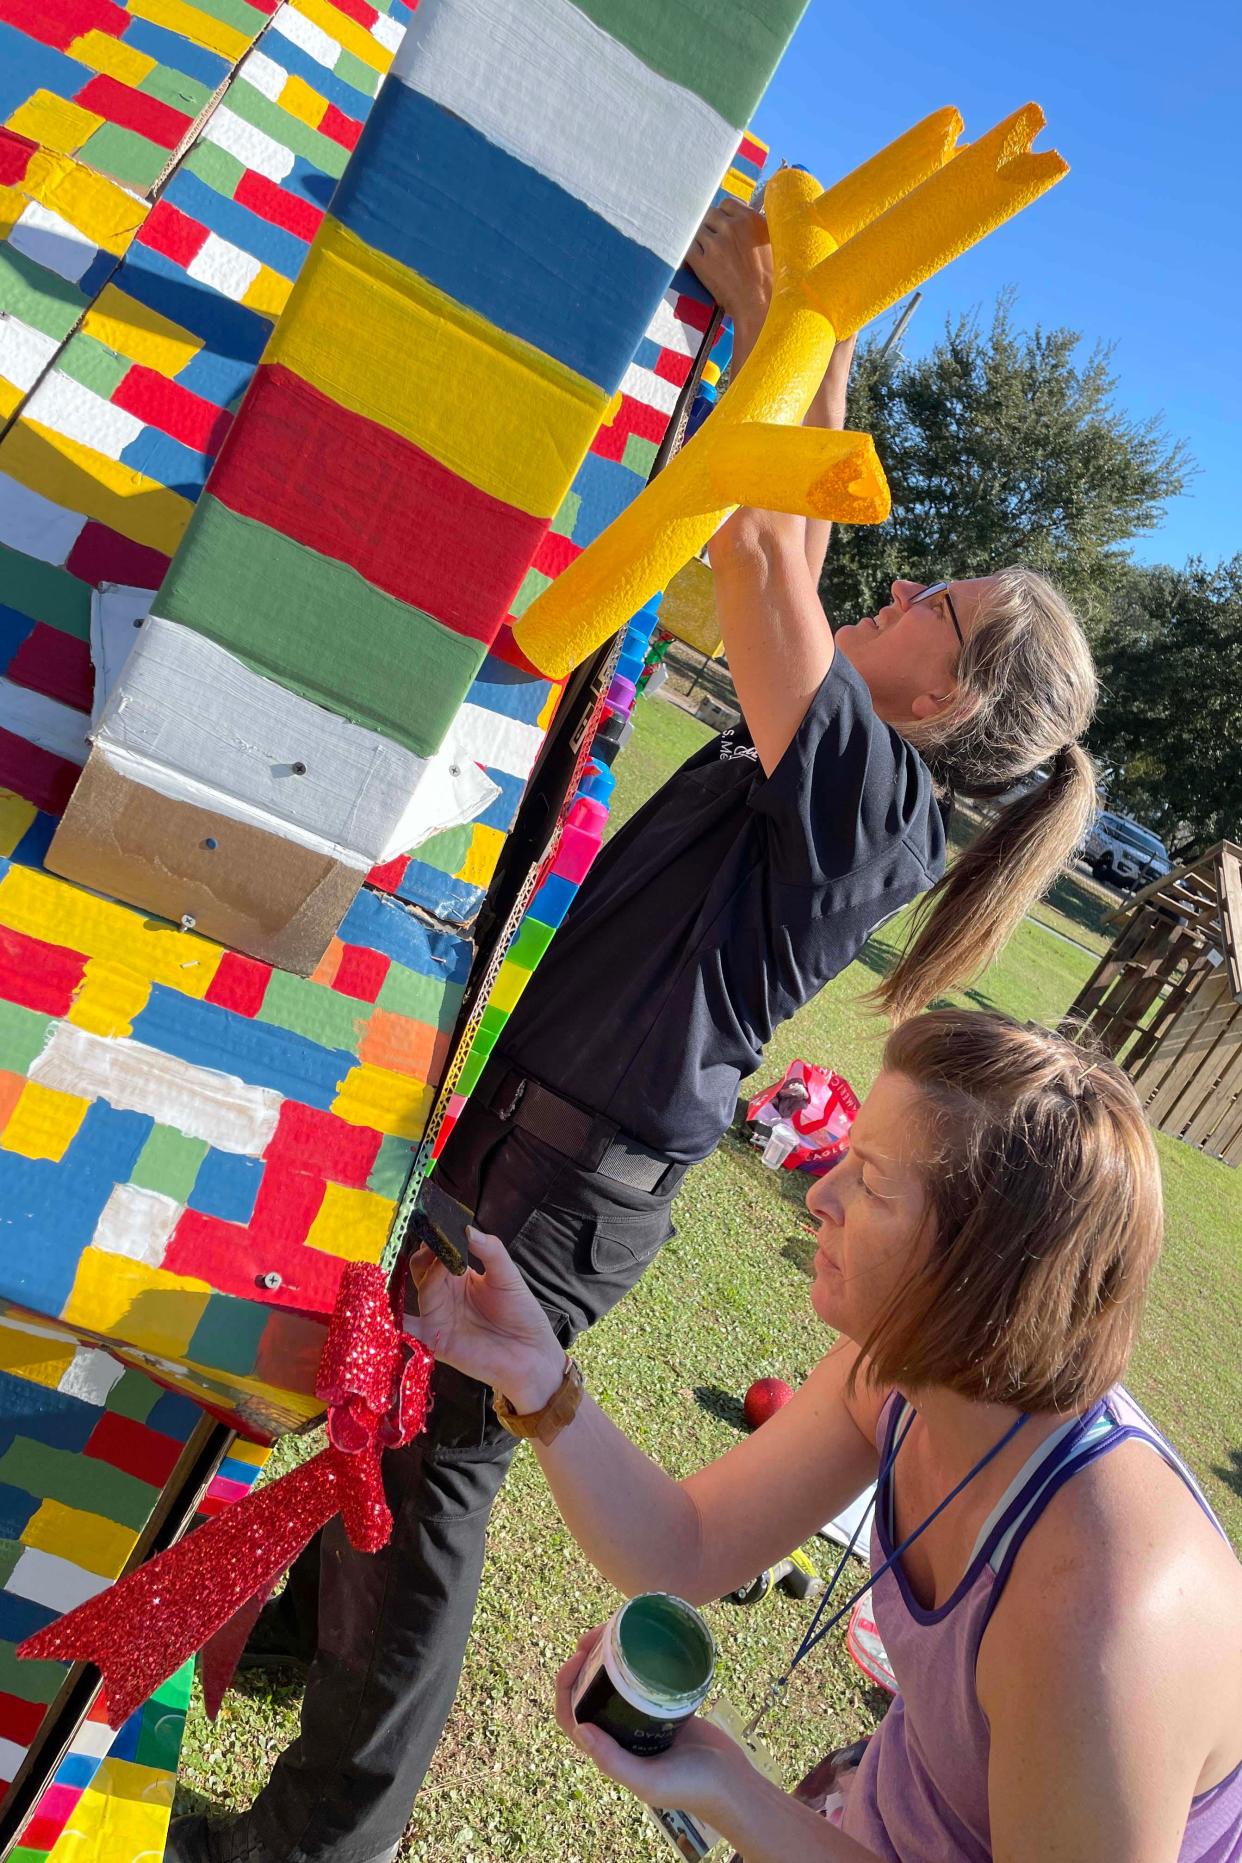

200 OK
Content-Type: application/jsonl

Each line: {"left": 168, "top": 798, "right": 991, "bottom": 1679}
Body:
{"left": 510, "top": 566, "right": 551, "bottom": 619}
{"left": 184, "top": 139, "right": 245, "bottom": 196}
{"left": 0, "top": 1000, "right": 53, "bottom": 1075}
{"left": 139, "top": 64, "right": 213, "bottom": 115}
{"left": 506, "top": 917, "right": 556, "bottom": 971}
{"left": 478, "top": 1004, "right": 509, "bottom": 1042}
{"left": 228, "top": 80, "right": 350, "bottom": 177}
{"left": 0, "top": 546, "right": 91, "bottom": 638}
{"left": 0, "top": 246, "right": 85, "bottom": 341}
{"left": 104, "top": 1366, "right": 164, "bottom": 1424}
{"left": 414, "top": 824, "right": 473, "bottom": 876}
{"left": 470, "top": 1025, "right": 498, "bottom": 1058}
{"left": 376, "top": 964, "right": 459, "bottom": 1030}
{"left": 159, "top": 499, "right": 486, "bottom": 759}
{"left": 0, "top": 1440, "right": 158, "bottom": 1530}
{"left": 455, "top": 1049, "right": 487, "bottom": 1096}
{"left": 81, "top": 124, "right": 165, "bottom": 191}
{"left": 258, "top": 971, "right": 367, "bottom": 1055}
{"left": 622, "top": 432, "right": 659, "bottom": 476}
{"left": 0, "top": 1641, "right": 61, "bottom": 1705}
{"left": 130, "top": 1125, "right": 208, "bottom": 1204}
{"left": 187, "top": 1295, "right": 269, "bottom": 1379}
{"left": 182, "top": 0, "right": 267, "bottom": 35}
{"left": 56, "top": 331, "right": 131, "bottom": 401}
{"left": 550, "top": 489, "right": 582, "bottom": 539}
{"left": 0, "top": 1539, "right": 24, "bottom": 1588}
{"left": 567, "top": 0, "right": 804, "bottom": 127}
{"left": 133, "top": 1662, "right": 193, "bottom": 1769}
{"left": 333, "top": 49, "right": 379, "bottom": 96}
{"left": 367, "top": 1133, "right": 417, "bottom": 1201}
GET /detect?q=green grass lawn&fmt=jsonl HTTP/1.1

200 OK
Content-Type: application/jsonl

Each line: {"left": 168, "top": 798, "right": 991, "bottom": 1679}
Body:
{"left": 178, "top": 691, "right": 1242, "bottom": 1860}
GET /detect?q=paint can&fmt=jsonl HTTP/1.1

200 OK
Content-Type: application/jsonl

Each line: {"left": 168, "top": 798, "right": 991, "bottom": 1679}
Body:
{"left": 572, "top": 1593, "right": 715, "bottom": 1755}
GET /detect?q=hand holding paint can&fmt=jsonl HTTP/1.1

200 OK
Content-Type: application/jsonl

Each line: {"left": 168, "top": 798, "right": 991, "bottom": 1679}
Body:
{"left": 571, "top": 1593, "right": 715, "bottom": 1756}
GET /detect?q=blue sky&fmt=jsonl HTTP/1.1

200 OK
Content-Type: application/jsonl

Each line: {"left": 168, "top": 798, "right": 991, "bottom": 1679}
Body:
{"left": 751, "top": 0, "right": 1241, "bottom": 570}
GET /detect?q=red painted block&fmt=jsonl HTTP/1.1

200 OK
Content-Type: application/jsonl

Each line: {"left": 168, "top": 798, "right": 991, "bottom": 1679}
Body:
{"left": 22, "top": 1808, "right": 77, "bottom": 1852}
{"left": 323, "top": 0, "right": 377, "bottom": 26}
{"left": 75, "top": 74, "right": 192, "bottom": 150}
{"left": 6, "top": 621, "right": 93, "bottom": 712}
{"left": 208, "top": 365, "right": 548, "bottom": 644}
{"left": 737, "top": 134, "right": 767, "bottom": 167}
{"left": 0, "top": 128, "right": 39, "bottom": 186}
{"left": 205, "top": 950, "right": 271, "bottom": 1016}
{"left": 318, "top": 102, "right": 362, "bottom": 150}
{"left": 66, "top": 521, "right": 169, "bottom": 591}
{"left": 531, "top": 529, "right": 581, "bottom": 579}
{"left": 166, "top": 1191, "right": 337, "bottom": 1310}
{"left": 655, "top": 347, "right": 692, "bottom": 387}
{"left": 0, "top": 924, "right": 87, "bottom": 1015}
{"left": 113, "top": 363, "right": 230, "bottom": 455}
{"left": 138, "top": 197, "right": 209, "bottom": 267}
{"left": 674, "top": 291, "right": 715, "bottom": 334}
{"left": 365, "top": 853, "right": 408, "bottom": 895}
{"left": 264, "top": 1100, "right": 381, "bottom": 1189}
{"left": 85, "top": 1411, "right": 183, "bottom": 1486}
{"left": 332, "top": 944, "right": 389, "bottom": 1003}
{"left": 0, "top": 1690, "right": 52, "bottom": 1746}
{"left": 0, "top": 727, "right": 80, "bottom": 816}
{"left": 0, "top": 0, "right": 126, "bottom": 50}
{"left": 589, "top": 392, "right": 666, "bottom": 462}
{"left": 234, "top": 168, "right": 323, "bottom": 241}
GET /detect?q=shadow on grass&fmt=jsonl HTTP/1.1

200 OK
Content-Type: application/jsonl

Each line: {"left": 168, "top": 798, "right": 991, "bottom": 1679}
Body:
{"left": 1045, "top": 870, "right": 1119, "bottom": 941}
{"left": 1213, "top": 1446, "right": 1242, "bottom": 1499}
{"left": 693, "top": 1383, "right": 748, "bottom": 1432}
{"left": 782, "top": 1228, "right": 819, "bottom": 1278}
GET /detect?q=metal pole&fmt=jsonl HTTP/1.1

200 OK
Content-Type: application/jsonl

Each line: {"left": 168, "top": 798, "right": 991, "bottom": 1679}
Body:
{"left": 877, "top": 290, "right": 921, "bottom": 363}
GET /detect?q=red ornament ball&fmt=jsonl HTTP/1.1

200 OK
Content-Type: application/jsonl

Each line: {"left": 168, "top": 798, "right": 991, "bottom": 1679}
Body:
{"left": 743, "top": 1377, "right": 794, "bottom": 1429}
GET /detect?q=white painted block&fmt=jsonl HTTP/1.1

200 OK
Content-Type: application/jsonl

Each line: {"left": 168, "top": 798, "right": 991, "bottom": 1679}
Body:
{"left": 186, "top": 231, "right": 262, "bottom": 303}
{"left": 619, "top": 360, "right": 681, "bottom": 416}
{"left": 203, "top": 106, "right": 296, "bottom": 183}
{"left": 31, "top": 1024, "right": 284, "bottom": 1157}
{"left": 370, "top": 11, "right": 403, "bottom": 52}
{"left": 10, "top": 201, "right": 99, "bottom": 285}
{"left": 0, "top": 473, "right": 84, "bottom": 565}
{"left": 92, "top": 1182, "right": 183, "bottom": 1267}
{"left": 0, "top": 679, "right": 90, "bottom": 763}
{"left": 24, "top": 370, "right": 145, "bottom": 462}
{"left": 7, "top": 1546, "right": 111, "bottom": 1614}
{"left": 241, "top": 48, "right": 288, "bottom": 100}
{"left": 58, "top": 1346, "right": 126, "bottom": 1406}
{"left": 0, "top": 316, "right": 60, "bottom": 394}
{"left": 274, "top": 2, "right": 342, "bottom": 69}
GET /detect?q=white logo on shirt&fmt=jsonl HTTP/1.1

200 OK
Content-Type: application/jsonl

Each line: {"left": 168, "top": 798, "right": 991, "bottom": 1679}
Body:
{"left": 718, "top": 732, "right": 759, "bottom": 764}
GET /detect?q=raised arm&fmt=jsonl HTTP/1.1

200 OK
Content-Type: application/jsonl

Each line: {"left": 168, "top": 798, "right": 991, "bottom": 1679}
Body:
{"left": 688, "top": 198, "right": 857, "bottom": 774}
{"left": 407, "top": 1233, "right": 879, "bottom": 1601}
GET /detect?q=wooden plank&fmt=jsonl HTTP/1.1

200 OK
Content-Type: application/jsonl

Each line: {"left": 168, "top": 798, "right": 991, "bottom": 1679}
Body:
{"left": 1161, "top": 1003, "right": 1238, "bottom": 1140}
{"left": 1216, "top": 847, "right": 1242, "bottom": 1002}
{"left": 1181, "top": 1005, "right": 1242, "bottom": 1148}
{"left": 1144, "top": 972, "right": 1234, "bottom": 1129}
{"left": 1125, "top": 843, "right": 1224, "bottom": 915}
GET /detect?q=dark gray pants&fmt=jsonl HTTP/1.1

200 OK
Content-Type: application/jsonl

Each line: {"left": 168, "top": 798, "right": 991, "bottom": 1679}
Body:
{"left": 241, "top": 1099, "right": 678, "bottom": 1861}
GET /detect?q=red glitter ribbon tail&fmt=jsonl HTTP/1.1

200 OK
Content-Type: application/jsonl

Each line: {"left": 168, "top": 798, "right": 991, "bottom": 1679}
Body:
{"left": 200, "top": 1582, "right": 278, "bottom": 1722}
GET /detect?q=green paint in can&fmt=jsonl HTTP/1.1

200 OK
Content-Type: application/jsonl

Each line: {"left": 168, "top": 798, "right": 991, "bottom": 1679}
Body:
{"left": 572, "top": 1593, "right": 715, "bottom": 1756}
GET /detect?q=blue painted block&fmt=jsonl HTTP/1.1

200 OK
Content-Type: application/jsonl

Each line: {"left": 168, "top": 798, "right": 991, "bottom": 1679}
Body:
{"left": 120, "top": 423, "right": 213, "bottom": 499}
{"left": 257, "top": 23, "right": 377, "bottom": 117}
{"left": 12, "top": 808, "right": 57, "bottom": 873}
{"left": 132, "top": 986, "right": 353, "bottom": 1111}
{"left": 187, "top": 1149, "right": 262, "bottom": 1224}
{"left": 0, "top": 1588, "right": 54, "bottom": 1645}
{"left": 163, "top": 169, "right": 311, "bottom": 281}
{"left": 338, "top": 889, "right": 473, "bottom": 984}
{"left": 122, "top": 18, "right": 229, "bottom": 89}
{"left": 395, "top": 860, "right": 485, "bottom": 928}
{"left": 475, "top": 768, "right": 524, "bottom": 835}
{"left": 465, "top": 655, "right": 551, "bottom": 726}
{"left": 0, "top": 31, "right": 86, "bottom": 118}
{"left": 528, "top": 871, "right": 577, "bottom": 929}
{"left": 0, "top": 1481, "right": 40, "bottom": 1546}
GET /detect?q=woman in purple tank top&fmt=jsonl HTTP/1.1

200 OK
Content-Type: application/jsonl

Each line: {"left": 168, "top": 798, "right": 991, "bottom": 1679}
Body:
{"left": 409, "top": 1009, "right": 1242, "bottom": 1860}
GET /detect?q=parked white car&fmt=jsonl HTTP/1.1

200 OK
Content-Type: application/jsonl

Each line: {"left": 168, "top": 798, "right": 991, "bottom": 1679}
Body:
{"left": 1084, "top": 811, "right": 1172, "bottom": 890}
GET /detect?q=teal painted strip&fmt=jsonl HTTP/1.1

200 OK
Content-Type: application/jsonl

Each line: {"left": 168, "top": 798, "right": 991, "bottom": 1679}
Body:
{"left": 568, "top": 0, "right": 807, "bottom": 127}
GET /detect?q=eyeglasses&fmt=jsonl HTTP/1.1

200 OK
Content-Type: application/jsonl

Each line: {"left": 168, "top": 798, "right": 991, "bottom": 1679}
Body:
{"left": 906, "top": 579, "right": 965, "bottom": 650}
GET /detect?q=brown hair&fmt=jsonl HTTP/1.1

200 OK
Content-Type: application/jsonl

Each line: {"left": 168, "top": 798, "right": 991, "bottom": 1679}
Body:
{"left": 853, "top": 1009, "right": 1163, "bottom": 1413}
{"left": 879, "top": 567, "right": 1099, "bottom": 1022}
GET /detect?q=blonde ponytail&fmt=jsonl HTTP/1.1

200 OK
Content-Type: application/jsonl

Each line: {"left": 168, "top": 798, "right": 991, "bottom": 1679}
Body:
{"left": 877, "top": 568, "right": 1099, "bottom": 1023}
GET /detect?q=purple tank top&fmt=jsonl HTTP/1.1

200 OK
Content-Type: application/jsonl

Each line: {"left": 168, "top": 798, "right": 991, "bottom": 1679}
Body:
{"left": 838, "top": 1387, "right": 1242, "bottom": 1861}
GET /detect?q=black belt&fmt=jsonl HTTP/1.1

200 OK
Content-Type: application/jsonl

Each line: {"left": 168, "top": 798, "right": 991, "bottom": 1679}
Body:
{"left": 485, "top": 1065, "right": 687, "bottom": 1197}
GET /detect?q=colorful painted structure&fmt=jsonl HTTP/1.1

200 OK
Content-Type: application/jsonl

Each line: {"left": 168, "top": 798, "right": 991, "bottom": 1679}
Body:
{"left": 0, "top": 0, "right": 804, "bottom": 1850}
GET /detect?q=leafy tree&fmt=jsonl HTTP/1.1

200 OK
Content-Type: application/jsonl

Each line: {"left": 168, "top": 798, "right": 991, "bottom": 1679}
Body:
{"left": 822, "top": 292, "right": 1190, "bottom": 633}
{"left": 1089, "top": 555, "right": 1242, "bottom": 858}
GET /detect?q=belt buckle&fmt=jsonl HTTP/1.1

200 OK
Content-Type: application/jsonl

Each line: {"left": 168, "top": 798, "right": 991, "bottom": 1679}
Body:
{"left": 498, "top": 1076, "right": 526, "bottom": 1123}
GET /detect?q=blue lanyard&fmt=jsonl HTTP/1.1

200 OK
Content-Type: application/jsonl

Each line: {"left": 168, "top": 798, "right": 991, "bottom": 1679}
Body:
{"left": 746, "top": 1403, "right": 1030, "bottom": 1735}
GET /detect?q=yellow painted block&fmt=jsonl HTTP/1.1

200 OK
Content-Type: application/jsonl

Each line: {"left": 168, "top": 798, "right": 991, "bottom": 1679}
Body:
{"left": 69, "top": 29, "right": 157, "bottom": 86}
{"left": 68, "top": 957, "right": 152, "bottom": 1037}
{"left": 1, "top": 1081, "right": 90, "bottom": 1162}
{"left": 83, "top": 283, "right": 200, "bottom": 376}
{"left": 22, "top": 1497, "right": 137, "bottom": 1578}
{"left": 278, "top": 73, "right": 328, "bottom": 128}
{"left": 292, "top": 0, "right": 388, "bottom": 71}
{"left": 485, "top": 961, "right": 532, "bottom": 1018}
{"left": 0, "top": 793, "right": 37, "bottom": 855}
{"left": 62, "top": 1250, "right": 210, "bottom": 1361}
{"left": 0, "top": 1322, "right": 76, "bottom": 1390}
{"left": 6, "top": 93, "right": 104, "bottom": 157}
{"left": 225, "top": 1435, "right": 270, "bottom": 1469}
{"left": 0, "top": 380, "right": 22, "bottom": 420}
{"left": 702, "top": 359, "right": 721, "bottom": 387}
{"left": 28, "top": 148, "right": 149, "bottom": 252}
{"left": 720, "top": 167, "right": 752, "bottom": 202}
{"left": 0, "top": 865, "right": 223, "bottom": 997}
{"left": 8, "top": 419, "right": 195, "bottom": 557}
{"left": 267, "top": 218, "right": 607, "bottom": 518}
{"left": 49, "top": 1756, "right": 174, "bottom": 1863}
{"left": 331, "top": 1062, "right": 434, "bottom": 1141}
{"left": 535, "top": 685, "right": 560, "bottom": 733}
{"left": 456, "top": 823, "right": 506, "bottom": 889}
{"left": 128, "top": 0, "right": 250, "bottom": 61}
{"left": 305, "top": 1180, "right": 396, "bottom": 1264}
{"left": 242, "top": 261, "right": 291, "bottom": 319}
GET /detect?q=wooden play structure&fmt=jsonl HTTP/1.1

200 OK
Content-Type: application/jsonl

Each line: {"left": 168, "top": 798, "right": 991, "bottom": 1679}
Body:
{"left": 1062, "top": 843, "right": 1242, "bottom": 1164}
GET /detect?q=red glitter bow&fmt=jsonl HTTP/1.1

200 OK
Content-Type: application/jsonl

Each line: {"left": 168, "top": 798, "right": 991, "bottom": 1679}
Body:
{"left": 18, "top": 1262, "right": 433, "bottom": 1729}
